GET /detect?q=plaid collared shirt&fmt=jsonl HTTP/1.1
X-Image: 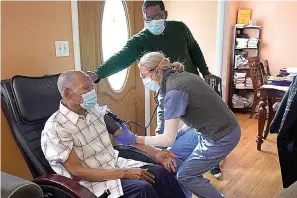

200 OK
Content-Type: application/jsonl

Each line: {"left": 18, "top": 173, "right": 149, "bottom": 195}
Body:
{"left": 41, "top": 103, "right": 147, "bottom": 198}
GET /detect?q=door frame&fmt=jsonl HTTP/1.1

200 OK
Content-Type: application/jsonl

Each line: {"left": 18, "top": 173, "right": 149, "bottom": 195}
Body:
{"left": 215, "top": 0, "right": 230, "bottom": 102}
{"left": 71, "top": 0, "right": 81, "bottom": 71}
{"left": 71, "top": 0, "right": 148, "bottom": 135}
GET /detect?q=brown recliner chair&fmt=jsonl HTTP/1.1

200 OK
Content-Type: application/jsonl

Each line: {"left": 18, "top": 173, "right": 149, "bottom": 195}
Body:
{"left": 1, "top": 74, "right": 158, "bottom": 198}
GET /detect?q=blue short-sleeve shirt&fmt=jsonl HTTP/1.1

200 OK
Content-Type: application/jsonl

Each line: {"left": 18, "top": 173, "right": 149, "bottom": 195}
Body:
{"left": 163, "top": 90, "right": 189, "bottom": 120}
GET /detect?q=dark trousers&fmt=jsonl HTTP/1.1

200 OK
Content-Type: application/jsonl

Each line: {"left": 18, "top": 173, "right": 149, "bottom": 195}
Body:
{"left": 278, "top": 137, "right": 297, "bottom": 188}
{"left": 120, "top": 165, "right": 186, "bottom": 198}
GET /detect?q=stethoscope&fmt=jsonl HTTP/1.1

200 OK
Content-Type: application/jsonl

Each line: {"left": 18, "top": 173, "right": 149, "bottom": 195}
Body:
{"left": 115, "top": 77, "right": 221, "bottom": 133}
{"left": 107, "top": 90, "right": 160, "bottom": 134}
{"left": 125, "top": 90, "right": 160, "bottom": 133}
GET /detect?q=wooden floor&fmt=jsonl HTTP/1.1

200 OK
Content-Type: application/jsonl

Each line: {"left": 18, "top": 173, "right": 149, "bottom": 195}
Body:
{"left": 194, "top": 114, "right": 283, "bottom": 198}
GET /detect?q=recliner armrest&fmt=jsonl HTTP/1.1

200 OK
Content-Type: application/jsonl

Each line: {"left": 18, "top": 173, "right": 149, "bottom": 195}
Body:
{"left": 33, "top": 174, "right": 97, "bottom": 198}
{"left": 1, "top": 172, "right": 43, "bottom": 198}
{"left": 114, "top": 145, "right": 160, "bottom": 165}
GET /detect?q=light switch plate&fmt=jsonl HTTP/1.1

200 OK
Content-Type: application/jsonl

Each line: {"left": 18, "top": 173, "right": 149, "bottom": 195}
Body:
{"left": 55, "top": 41, "right": 70, "bottom": 57}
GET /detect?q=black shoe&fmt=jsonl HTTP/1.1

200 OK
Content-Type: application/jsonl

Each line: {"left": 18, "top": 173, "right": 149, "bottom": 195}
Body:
{"left": 210, "top": 167, "right": 222, "bottom": 179}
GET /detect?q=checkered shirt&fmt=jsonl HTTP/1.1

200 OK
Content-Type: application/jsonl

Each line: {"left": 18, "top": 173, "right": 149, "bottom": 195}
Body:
{"left": 41, "top": 103, "right": 147, "bottom": 198}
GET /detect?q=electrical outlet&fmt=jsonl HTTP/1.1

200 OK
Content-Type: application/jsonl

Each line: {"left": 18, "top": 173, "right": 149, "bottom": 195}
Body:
{"left": 55, "top": 41, "right": 70, "bottom": 57}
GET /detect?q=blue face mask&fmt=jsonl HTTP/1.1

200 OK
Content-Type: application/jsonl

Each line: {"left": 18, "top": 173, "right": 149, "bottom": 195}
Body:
{"left": 77, "top": 89, "right": 97, "bottom": 110}
{"left": 145, "top": 19, "right": 166, "bottom": 35}
{"left": 142, "top": 77, "right": 160, "bottom": 92}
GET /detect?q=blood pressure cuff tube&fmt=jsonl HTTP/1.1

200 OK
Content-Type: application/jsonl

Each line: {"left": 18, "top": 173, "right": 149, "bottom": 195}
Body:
{"left": 104, "top": 114, "right": 121, "bottom": 135}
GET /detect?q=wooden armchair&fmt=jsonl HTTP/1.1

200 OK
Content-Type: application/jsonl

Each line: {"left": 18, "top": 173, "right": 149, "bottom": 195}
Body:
{"left": 248, "top": 57, "right": 264, "bottom": 119}
{"left": 261, "top": 60, "right": 271, "bottom": 84}
{"left": 260, "top": 60, "right": 281, "bottom": 139}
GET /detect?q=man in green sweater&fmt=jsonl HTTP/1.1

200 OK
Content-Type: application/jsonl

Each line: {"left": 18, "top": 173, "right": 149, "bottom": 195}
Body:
{"left": 89, "top": 0, "right": 214, "bottom": 81}
{"left": 88, "top": 0, "right": 221, "bottom": 180}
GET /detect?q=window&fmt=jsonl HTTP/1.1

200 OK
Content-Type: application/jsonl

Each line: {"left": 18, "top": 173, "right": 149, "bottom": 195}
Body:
{"left": 102, "top": 0, "right": 129, "bottom": 92}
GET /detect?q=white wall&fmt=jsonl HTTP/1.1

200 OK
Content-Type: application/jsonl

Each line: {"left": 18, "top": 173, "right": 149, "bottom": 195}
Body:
{"left": 165, "top": 1, "right": 218, "bottom": 74}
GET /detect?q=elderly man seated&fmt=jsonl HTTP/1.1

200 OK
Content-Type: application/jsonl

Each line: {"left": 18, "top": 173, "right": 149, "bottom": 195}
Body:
{"left": 41, "top": 70, "right": 186, "bottom": 198}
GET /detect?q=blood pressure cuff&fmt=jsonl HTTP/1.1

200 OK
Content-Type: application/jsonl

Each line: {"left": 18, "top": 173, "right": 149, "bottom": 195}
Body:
{"left": 104, "top": 114, "right": 121, "bottom": 135}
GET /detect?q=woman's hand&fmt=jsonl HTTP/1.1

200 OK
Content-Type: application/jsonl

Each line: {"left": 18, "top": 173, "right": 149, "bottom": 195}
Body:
{"left": 114, "top": 124, "right": 136, "bottom": 145}
{"left": 155, "top": 150, "right": 177, "bottom": 172}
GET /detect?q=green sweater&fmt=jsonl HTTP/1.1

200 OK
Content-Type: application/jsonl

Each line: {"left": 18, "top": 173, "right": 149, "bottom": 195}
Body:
{"left": 96, "top": 20, "right": 210, "bottom": 79}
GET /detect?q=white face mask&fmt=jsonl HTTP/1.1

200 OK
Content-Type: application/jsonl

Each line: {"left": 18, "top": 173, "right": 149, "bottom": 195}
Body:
{"left": 142, "top": 77, "right": 160, "bottom": 92}
{"left": 145, "top": 19, "right": 166, "bottom": 35}
{"left": 72, "top": 89, "right": 97, "bottom": 110}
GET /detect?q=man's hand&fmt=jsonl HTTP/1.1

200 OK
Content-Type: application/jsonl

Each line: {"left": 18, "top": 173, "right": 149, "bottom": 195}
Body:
{"left": 114, "top": 124, "right": 136, "bottom": 145}
{"left": 123, "top": 168, "right": 155, "bottom": 184}
{"left": 204, "top": 73, "right": 217, "bottom": 80}
{"left": 155, "top": 150, "right": 177, "bottom": 172}
{"left": 86, "top": 71, "right": 99, "bottom": 83}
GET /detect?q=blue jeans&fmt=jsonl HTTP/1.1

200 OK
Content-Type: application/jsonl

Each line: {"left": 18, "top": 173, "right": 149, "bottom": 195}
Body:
{"left": 169, "top": 128, "right": 198, "bottom": 198}
{"left": 170, "top": 128, "right": 199, "bottom": 161}
{"left": 121, "top": 165, "right": 186, "bottom": 198}
{"left": 172, "top": 126, "right": 241, "bottom": 198}
{"left": 156, "top": 93, "right": 225, "bottom": 197}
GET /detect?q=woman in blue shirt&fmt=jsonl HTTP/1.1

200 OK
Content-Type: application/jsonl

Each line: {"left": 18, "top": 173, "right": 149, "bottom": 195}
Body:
{"left": 117, "top": 52, "right": 241, "bottom": 198}
{"left": 153, "top": 68, "right": 223, "bottom": 180}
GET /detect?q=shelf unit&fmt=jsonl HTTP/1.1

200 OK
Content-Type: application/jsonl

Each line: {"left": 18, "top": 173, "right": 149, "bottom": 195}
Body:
{"left": 228, "top": 26, "right": 262, "bottom": 111}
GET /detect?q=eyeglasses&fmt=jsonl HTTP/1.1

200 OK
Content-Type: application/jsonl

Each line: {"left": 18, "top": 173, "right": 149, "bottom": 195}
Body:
{"left": 144, "top": 12, "right": 165, "bottom": 23}
{"left": 140, "top": 68, "right": 156, "bottom": 79}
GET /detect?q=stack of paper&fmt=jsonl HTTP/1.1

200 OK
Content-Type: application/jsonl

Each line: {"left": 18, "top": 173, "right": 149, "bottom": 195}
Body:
{"left": 235, "top": 24, "right": 246, "bottom": 28}
{"left": 245, "top": 77, "right": 253, "bottom": 89}
{"left": 279, "top": 68, "right": 290, "bottom": 77}
{"left": 261, "top": 85, "right": 289, "bottom": 92}
{"left": 234, "top": 72, "right": 246, "bottom": 89}
{"left": 247, "top": 38, "right": 259, "bottom": 48}
{"left": 232, "top": 94, "right": 250, "bottom": 108}
{"left": 236, "top": 38, "right": 249, "bottom": 49}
